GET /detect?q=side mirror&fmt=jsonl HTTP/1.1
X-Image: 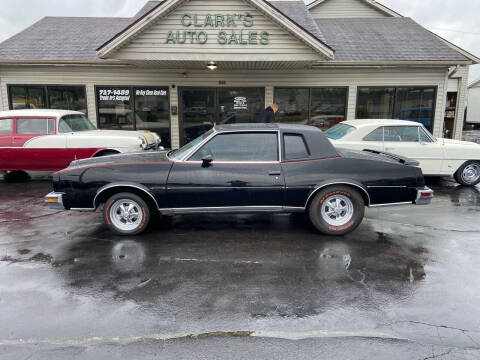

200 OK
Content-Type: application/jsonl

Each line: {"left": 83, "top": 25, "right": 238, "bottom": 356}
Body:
{"left": 202, "top": 155, "right": 213, "bottom": 168}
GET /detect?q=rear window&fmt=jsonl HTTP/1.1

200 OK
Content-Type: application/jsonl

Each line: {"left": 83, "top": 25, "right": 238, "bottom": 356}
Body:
{"left": 324, "top": 123, "right": 356, "bottom": 140}
{"left": 284, "top": 134, "right": 310, "bottom": 160}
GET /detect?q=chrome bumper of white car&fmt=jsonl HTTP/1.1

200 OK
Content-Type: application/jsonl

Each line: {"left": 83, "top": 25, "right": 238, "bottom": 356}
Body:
{"left": 45, "top": 192, "right": 65, "bottom": 210}
{"left": 415, "top": 187, "right": 434, "bottom": 205}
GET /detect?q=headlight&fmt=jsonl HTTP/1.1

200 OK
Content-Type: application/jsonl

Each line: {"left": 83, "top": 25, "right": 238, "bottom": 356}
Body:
{"left": 138, "top": 137, "right": 146, "bottom": 149}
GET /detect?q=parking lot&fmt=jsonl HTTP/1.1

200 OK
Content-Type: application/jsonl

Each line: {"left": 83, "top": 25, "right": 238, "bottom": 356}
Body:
{"left": 1, "top": 174, "right": 480, "bottom": 359}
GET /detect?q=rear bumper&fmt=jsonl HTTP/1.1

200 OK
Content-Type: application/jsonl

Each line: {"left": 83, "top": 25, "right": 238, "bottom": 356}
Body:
{"left": 44, "top": 192, "right": 65, "bottom": 210}
{"left": 415, "top": 187, "right": 434, "bottom": 205}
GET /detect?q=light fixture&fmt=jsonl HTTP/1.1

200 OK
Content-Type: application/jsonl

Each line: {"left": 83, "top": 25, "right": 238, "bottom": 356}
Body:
{"left": 207, "top": 61, "right": 217, "bottom": 71}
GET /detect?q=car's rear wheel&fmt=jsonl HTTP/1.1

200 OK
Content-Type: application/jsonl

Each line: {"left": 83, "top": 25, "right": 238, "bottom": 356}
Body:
{"left": 454, "top": 161, "right": 480, "bottom": 186}
{"left": 104, "top": 193, "right": 150, "bottom": 235}
{"left": 308, "top": 186, "right": 365, "bottom": 236}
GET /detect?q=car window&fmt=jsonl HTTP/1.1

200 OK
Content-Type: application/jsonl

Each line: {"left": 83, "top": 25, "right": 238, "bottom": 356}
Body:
{"left": 419, "top": 127, "right": 434, "bottom": 143}
{"left": 284, "top": 134, "right": 309, "bottom": 160}
{"left": 383, "top": 127, "right": 402, "bottom": 142}
{"left": 0, "top": 118, "right": 13, "bottom": 135}
{"left": 363, "top": 127, "right": 383, "bottom": 141}
{"left": 17, "top": 118, "right": 55, "bottom": 135}
{"left": 189, "top": 132, "right": 278, "bottom": 162}
{"left": 58, "top": 115, "right": 96, "bottom": 133}
{"left": 324, "top": 123, "right": 356, "bottom": 140}
{"left": 392, "top": 126, "right": 420, "bottom": 142}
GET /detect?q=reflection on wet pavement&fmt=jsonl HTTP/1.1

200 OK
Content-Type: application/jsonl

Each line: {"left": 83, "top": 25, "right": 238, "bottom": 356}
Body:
{"left": 0, "top": 176, "right": 480, "bottom": 356}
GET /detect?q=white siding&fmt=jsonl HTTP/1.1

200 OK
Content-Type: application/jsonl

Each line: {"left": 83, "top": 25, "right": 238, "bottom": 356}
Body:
{"left": 0, "top": 65, "right": 451, "bottom": 146}
{"left": 467, "top": 86, "right": 480, "bottom": 124}
{"left": 111, "top": 0, "right": 321, "bottom": 62}
{"left": 309, "top": 0, "right": 391, "bottom": 19}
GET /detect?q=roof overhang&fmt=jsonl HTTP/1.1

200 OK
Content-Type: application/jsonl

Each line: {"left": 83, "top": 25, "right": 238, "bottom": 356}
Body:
{"left": 307, "top": 0, "right": 402, "bottom": 17}
{"left": 96, "top": 0, "right": 334, "bottom": 61}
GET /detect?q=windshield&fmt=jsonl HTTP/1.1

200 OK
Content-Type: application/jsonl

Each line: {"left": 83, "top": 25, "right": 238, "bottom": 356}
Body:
{"left": 58, "top": 114, "right": 96, "bottom": 133}
{"left": 169, "top": 129, "right": 214, "bottom": 161}
{"left": 324, "top": 123, "right": 356, "bottom": 140}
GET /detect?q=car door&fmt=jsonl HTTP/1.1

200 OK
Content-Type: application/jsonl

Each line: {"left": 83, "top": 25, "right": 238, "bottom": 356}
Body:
{"left": 381, "top": 125, "right": 443, "bottom": 174}
{"left": 166, "top": 131, "right": 285, "bottom": 209}
{"left": 0, "top": 118, "right": 14, "bottom": 170}
{"left": 0, "top": 118, "right": 14, "bottom": 147}
{"left": 13, "top": 117, "right": 68, "bottom": 170}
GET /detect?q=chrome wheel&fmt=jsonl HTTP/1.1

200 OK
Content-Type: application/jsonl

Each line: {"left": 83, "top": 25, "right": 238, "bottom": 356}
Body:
{"left": 320, "top": 194, "right": 354, "bottom": 227}
{"left": 461, "top": 163, "right": 480, "bottom": 184}
{"left": 109, "top": 199, "right": 144, "bottom": 232}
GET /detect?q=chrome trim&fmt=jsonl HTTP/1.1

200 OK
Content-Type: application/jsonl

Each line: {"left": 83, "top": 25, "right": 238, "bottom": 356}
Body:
{"left": 305, "top": 182, "right": 371, "bottom": 207}
{"left": 93, "top": 184, "right": 160, "bottom": 210}
{"left": 415, "top": 187, "right": 434, "bottom": 205}
{"left": 44, "top": 192, "right": 65, "bottom": 210}
{"left": 166, "top": 186, "right": 283, "bottom": 190}
{"left": 158, "top": 206, "right": 304, "bottom": 215}
{"left": 367, "top": 185, "right": 407, "bottom": 188}
{"left": 369, "top": 201, "right": 413, "bottom": 208}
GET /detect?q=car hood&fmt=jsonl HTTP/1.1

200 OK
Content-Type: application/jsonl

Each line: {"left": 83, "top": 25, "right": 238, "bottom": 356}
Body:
{"left": 66, "top": 150, "right": 170, "bottom": 170}
{"left": 70, "top": 130, "right": 160, "bottom": 144}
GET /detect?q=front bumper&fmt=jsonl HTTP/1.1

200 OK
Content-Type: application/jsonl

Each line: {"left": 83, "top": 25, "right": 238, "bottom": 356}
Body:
{"left": 45, "top": 192, "right": 65, "bottom": 210}
{"left": 415, "top": 187, "right": 434, "bottom": 205}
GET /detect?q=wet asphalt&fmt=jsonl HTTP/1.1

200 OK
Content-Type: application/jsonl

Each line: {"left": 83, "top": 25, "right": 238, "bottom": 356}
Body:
{"left": 0, "top": 173, "right": 480, "bottom": 359}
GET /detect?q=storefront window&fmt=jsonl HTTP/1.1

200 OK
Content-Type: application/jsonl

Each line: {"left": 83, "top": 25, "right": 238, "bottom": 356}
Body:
{"left": 357, "top": 86, "right": 436, "bottom": 132}
{"left": 275, "top": 88, "right": 309, "bottom": 124}
{"left": 394, "top": 87, "right": 435, "bottom": 131}
{"left": 356, "top": 87, "right": 395, "bottom": 119}
{"left": 9, "top": 86, "right": 46, "bottom": 110}
{"left": 8, "top": 85, "right": 86, "bottom": 112}
{"left": 97, "top": 86, "right": 171, "bottom": 147}
{"left": 274, "top": 87, "right": 347, "bottom": 130}
{"left": 48, "top": 86, "right": 87, "bottom": 114}
{"left": 97, "top": 86, "right": 133, "bottom": 130}
{"left": 134, "top": 87, "right": 171, "bottom": 148}
{"left": 311, "top": 88, "right": 347, "bottom": 130}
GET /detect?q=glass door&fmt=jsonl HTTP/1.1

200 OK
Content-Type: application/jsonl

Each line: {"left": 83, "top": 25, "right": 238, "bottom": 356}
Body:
{"left": 180, "top": 88, "right": 216, "bottom": 145}
{"left": 180, "top": 87, "right": 265, "bottom": 145}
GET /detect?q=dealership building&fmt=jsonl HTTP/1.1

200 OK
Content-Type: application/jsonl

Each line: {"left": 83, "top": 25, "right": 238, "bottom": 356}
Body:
{"left": 0, "top": 0, "right": 478, "bottom": 149}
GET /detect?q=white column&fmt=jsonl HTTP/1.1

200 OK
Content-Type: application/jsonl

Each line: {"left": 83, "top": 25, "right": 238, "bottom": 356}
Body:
{"left": 85, "top": 83, "right": 97, "bottom": 126}
{"left": 453, "top": 65, "right": 469, "bottom": 140}
{"left": 170, "top": 85, "right": 180, "bottom": 149}
{"left": 346, "top": 85, "right": 357, "bottom": 120}
{"left": 265, "top": 86, "right": 274, "bottom": 107}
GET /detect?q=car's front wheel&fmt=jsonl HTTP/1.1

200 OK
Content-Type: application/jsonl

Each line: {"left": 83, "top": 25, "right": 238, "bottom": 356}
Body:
{"left": 104, "top": 193, "right": 151, "bottom": 235}
{"left": 308, "top": 186, "right": 365, "bottom": 236}
{"left": 454, "top": 161, "right": 480, "bottom": 186}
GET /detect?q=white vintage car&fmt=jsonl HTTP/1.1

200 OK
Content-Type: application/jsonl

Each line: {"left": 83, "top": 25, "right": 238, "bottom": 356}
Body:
{"left": 325, "top": 119, "right": 480, "bottom": 186}
{"left": 0, "top": 109, "right": 161, "bottom": 172}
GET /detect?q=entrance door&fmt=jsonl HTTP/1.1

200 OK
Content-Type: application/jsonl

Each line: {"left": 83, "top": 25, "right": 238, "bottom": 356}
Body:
{"left": 180, "top": 88, "right": 216, "bottom": 145}
{"left": 180, "top": 87, "right": 265, "bottom": 145}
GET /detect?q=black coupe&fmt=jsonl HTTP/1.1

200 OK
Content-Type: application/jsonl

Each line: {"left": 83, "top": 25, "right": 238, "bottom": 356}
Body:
{"left": 45, "top": 123, "right": 433, "bottom": 236}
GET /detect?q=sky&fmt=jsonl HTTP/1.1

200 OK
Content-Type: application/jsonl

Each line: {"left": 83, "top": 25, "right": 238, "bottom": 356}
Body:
{"left": 0, "top": 0, "right": 479, "bottom": 82}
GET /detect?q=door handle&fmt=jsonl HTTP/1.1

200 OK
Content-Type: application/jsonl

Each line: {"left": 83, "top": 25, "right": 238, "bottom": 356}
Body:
{"left": 269, "top": 171, "right": 281, "bottom": 176}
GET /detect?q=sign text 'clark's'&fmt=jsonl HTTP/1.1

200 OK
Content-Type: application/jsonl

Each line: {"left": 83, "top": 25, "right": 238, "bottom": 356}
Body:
{"left": 165, "top": 12, "right": 270, "bottom": 45}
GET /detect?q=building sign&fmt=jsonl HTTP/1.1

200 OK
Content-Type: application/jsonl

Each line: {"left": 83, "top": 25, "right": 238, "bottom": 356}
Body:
{"left": 98, "top": 88, "right": 130, "bottom": 102}
{"left": 135, "top": 89, "right": 168, "bottom": 97}
{"left": 165, "top": 12, "right": 269, "bottom": 45}
{"left": 233, "top": 96, "right": 248, "bottom": 110}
